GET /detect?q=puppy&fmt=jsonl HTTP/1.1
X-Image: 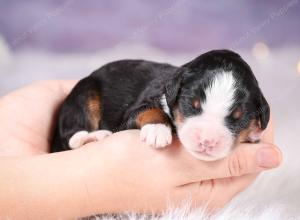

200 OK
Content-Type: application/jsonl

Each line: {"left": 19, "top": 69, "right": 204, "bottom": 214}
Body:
{"left": 51, "top": 50, "right": 270, "bottom": 161}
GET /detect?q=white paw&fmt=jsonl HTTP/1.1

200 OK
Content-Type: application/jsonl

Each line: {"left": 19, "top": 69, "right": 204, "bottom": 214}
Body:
{"left": 69, "top": 131, "right": 90, "bottom": 149}
{"left": 140, "top": 124, "right": 172, "bottom": 148}
{"left": 69, "top": 130, "right": 112, "bottom": 149}
{"left": 88, "top": 130, "right": 112, "bottom": 141}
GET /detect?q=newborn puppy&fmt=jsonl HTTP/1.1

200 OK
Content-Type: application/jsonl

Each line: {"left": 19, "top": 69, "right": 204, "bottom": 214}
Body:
{"left": 51, "top": 50, "right": 270, "bottom": 161}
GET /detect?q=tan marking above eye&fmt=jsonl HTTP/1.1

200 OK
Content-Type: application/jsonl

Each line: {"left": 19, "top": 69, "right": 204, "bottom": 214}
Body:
{"left": 192, "top": 97, "right": 201, "bottom": 109}
{"left": 232, "top": 106, "right": 243, "bottom": 119}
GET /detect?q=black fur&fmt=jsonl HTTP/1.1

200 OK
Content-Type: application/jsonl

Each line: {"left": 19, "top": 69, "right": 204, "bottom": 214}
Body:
{"left": 51, "top": 60, "right": 178, "bottom": 152}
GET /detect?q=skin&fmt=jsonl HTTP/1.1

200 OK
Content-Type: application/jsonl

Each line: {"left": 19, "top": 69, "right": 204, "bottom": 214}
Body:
{"left": 0, "top": 80, "right": 281, "bottom": 219}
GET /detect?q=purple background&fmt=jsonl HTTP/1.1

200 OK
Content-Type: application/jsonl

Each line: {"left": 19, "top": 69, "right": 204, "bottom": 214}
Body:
{"left": 0, "top": 0, "right": 299, "bottom": 53}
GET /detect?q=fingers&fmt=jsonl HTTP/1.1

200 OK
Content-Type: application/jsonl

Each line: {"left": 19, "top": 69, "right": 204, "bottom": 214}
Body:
{"left": 229, "top": 143, "right": 282, "bottom": 175}
{"left": 172, "top": 173, "right": 258, "bottom": 213}
{"left": 176, "top": 112, "right": 279, "bottom": 182}
{"left": 31, "top": 80, "right": 78, "bottom": 98}
{"left": 46, "top": 80, "right": 78, "bottom": 95}
{"left": 180, "top": 142, "right": 282, "bottom": 182}
{"left": 207, "top": 173, "right": 259, "bottom": 212}
{"left": 92, "top": 129, "right": 280, "bottom": 189}
{"left": 0, "top": 80, "right": 79, "bottom": 154}
{"left": 110, "top": 130, "right": 282, "bottom": 183}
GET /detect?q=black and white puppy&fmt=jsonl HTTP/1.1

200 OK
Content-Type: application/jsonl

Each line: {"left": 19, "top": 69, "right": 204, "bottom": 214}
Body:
{"left": 51, "top": 50, "right": 270, "bottom": 161}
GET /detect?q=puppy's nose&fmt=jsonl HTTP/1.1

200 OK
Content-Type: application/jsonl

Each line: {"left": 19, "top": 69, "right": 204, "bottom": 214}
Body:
{"left": 199, "top": 139, "right": 218, "bottom": 152}
{"left": 195, "top": 133, "right": 218, "bottom": 152}
{"left": 203, "top": 139, "right": 217, "bottom": 147}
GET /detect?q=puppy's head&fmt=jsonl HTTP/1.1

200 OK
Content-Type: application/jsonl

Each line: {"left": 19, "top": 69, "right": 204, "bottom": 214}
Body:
{"left": 166, "top": 50, "right": 270, "bottom": 161}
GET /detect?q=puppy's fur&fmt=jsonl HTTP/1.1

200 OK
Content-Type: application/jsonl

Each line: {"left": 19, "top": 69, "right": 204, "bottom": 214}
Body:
{"left": 51, "top": 50, "right": 270, "bottom": 161}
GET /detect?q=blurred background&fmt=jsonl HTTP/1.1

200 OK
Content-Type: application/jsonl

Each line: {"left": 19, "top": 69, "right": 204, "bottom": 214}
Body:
{"left": 0, "top": 1, "right": 299, "bottom": 92}
{"left": 0, "top": 0, "right": 300, "bottom": 215}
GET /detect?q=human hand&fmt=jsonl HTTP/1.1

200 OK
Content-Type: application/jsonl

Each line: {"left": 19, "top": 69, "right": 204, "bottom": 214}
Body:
{"left": 0, "top": 81, "right": 281, "bottom": 219}
{"left": 0, "top": 80, "right": 76, "bottom": 156}
{"left": 82, "top": 122, "right": 280, "bottom": 214}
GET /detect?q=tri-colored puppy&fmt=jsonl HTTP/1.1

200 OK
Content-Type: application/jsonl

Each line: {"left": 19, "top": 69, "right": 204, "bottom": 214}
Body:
{"left": 51, "top": 50, "right": 270, "bottom": 161}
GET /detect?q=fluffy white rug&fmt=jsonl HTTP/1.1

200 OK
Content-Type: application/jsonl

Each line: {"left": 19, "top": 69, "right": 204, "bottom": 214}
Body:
{"left": 1, "top": 36, "right": 299, "bottom": 219}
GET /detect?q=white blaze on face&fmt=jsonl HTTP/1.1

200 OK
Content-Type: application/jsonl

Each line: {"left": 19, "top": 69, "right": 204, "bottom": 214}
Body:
{"left": 178, "top": 71, "right": 237, "bottom": 161}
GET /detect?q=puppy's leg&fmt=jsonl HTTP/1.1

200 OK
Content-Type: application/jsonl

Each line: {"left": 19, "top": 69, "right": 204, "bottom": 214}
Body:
{"left": 54, "top": 77, "right": 108, "bottom": 151}
{"left": 135, "top": 108, "right": 172, "bottom": 148}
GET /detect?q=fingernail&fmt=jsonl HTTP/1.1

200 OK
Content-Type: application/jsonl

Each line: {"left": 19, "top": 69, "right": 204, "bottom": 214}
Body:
{"left": 256, "top": 147, "right": 281, "bottom": 168}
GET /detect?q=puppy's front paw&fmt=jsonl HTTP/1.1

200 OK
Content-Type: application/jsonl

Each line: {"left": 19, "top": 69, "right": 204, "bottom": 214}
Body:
{"left": 140, "top": 124, "right": 172, "bottom": 148}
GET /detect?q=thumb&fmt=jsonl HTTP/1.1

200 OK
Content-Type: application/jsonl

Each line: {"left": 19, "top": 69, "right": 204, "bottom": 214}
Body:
{"left": 184, "top": 142, "right": 282, "bottom": 182}
{"left": 224, "top": 143, "right": 282, "bottom": 177}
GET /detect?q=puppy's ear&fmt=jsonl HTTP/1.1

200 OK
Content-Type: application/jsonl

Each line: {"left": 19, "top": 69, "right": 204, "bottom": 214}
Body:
{"left": 239, "top": 92, "right": 270, "bottom": 143}
{"left": 165, "top": 69, "right": 184, "bottom": 107}
{"left": 257, "top": 93, "right": 270, "bottom": 130}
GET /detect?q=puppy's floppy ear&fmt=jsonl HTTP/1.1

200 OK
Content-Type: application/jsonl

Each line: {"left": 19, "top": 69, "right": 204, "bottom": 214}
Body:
{"left": 165, "top": 69, "right": 184, "bottom": 107}
{"left": 238, "top": 92, "right": 270, "bottom": 143}
{"left": 257, "top": 93, "right": 270, "bottom": 130}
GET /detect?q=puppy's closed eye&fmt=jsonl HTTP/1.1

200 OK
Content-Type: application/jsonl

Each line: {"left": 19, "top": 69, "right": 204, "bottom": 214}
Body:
{"left": 231, "top": 106, "right": 243, "bottom": 120}
{"left": 192, "top": 97, "right": 201, "bottom": 109}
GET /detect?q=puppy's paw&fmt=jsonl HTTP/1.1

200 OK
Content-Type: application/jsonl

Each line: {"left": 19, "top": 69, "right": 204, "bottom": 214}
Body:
{"left": 88, "top": 130, "right": 112, "bottom": 141}
{"left": 140, "top": 124, "right": 172, "bottom": 148}
{"left": 69, "top": 130, "right": 112, "bottom": 149}
{"left": 69, "top": 131, "right": 90, "bottom": 149}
